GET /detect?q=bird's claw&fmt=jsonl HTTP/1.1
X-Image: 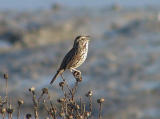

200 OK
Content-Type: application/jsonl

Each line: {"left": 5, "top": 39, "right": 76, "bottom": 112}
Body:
{"left": 72, "top": 71, "right": 82, "bottom": 82}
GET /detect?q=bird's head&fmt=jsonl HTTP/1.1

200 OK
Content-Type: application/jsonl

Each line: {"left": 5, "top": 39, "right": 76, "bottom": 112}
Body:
{"left": 73, "top": 35, "right": 90, "bottom": 48}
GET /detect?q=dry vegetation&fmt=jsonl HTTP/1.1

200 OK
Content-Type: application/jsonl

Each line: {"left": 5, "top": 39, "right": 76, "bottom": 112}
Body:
{"left": 0, "top": 72, "right": 105, "bottom": 119}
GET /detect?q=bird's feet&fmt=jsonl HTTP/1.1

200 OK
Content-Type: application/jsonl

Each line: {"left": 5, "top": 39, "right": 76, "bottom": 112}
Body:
{"left": 70, "top": 68, "right": 82, "bottom": 82}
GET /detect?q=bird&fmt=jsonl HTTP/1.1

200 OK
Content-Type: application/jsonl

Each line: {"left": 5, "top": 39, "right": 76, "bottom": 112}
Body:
{"left": 50, "top": 35, "right": 90, "bottom": 84}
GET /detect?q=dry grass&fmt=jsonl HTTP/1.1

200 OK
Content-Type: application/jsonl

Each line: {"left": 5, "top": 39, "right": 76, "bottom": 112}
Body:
{"left": 0, "top": 72, "right": 105, "bottom": 119}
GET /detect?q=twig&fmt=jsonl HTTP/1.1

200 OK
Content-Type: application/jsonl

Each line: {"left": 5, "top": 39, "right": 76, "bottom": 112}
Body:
{"left": 80, "top": 97, "right": 82, "bottom": 115}
{"left": 2, "top": 113, "right": 5, "bottom": 119}
{"left": 89, "top": 96, "right": 92, "bottom": 113}
{"left": 4, "top": 73, "right": 8, "bottom": 106}
{"left": 61, "top": 75, "right": 72, "bottom": 97}
{"left": 98, "top": 103, "right": 102, "bottom": 119}
{"left": 17, "top": 99, "right": 23, "bottom": 119}
{"left": 71, "top": 81, "right": 79, "bottom": 101}
{"left": 33, "top": 95, "right": 39, "bottom": 119}
{"left": 29, "top": 87, "right": 39, "bottom": 119}
{"left": 83, "top": 103, "right": 86, "bottom": 118}
{"left": 50, "top": 101, "right": 57, "bottom": 119}
{"left": 97, "top": 98, "right": 104, "bottom": 119}
{"left": 17, "top": 105, "right": 20, "bottom": 119}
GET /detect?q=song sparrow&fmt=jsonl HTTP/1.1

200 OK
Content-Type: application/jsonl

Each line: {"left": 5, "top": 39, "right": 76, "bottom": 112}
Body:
{"left": 50, "top": 36, "right": 90, "bottom": 84}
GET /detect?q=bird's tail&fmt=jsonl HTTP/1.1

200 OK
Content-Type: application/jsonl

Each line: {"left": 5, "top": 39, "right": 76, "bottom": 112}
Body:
{"left": 50, "top": 69, "right": 64, "bottom": 84}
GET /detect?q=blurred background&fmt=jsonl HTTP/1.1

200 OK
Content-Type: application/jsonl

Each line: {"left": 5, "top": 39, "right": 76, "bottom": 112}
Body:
{"left": 1, "top": 0, "right": 160, "bottom": 118}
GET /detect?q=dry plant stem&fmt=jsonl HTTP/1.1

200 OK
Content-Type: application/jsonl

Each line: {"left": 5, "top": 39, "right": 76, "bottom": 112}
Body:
{"left": 32, "top": 93, "right": 39, "bottom": 119}
{"left": 43, "top": 103, "right": 54, "bottom": 119}
{"left": 5, "top": 77, "right": 8, "bottom": 106}
{"left": 8, "top": 112, "right": 12, "bottom": 119}
{"left": 43, "top": 103, "right": 50, "bottom": 117}
{"left": 10, "top": 113, "right": 12, "bottom": 119}
{"left": 61, "top": 86, "right": 65, "bottom": 97}
{"left": 60, "top": 87, "right": 67, "bottom": 117}
{"left": 8, "top": 99, "right": 13, "bottom": 119}
{"left": 8, "top": 113, "right": 10, "bottom": 119}
{"left": 89, "top": 96, "right": 92, "bottom": 113}
{"left": 65, "top": 101, "right": 68, "bottom": 117}
{"left": 61, "top": 74, "right": 79, "bottom": 101}
{"left": 98, "top": 103, "right": 102, "bottom": 119}
{"left": 60, "top": 83, "right": 68, "bottom": 103}
{"left": 63, "top": 103, "right": 67, "bottom": 119}
{"left": 17, "top": 105, "right": 20, "bottom": 119}
{"left": 83, "top": 103, "right": 86, "bottom": 119}
{"left": 61, "top": 75, "right": 72, "bottom": 96}
{"left": 80, "top": 97, "right": 82, "bottom": 115}
{"left": 34, "top": 106, "right": 39, "bottom": 119}
{"left": 63, "top": 92, "right": 68, "bottom": 116}
{"left": 61, "top": 104, "right": 66, "bottom": 119}
{"left": 75, "top": 105, "right": 80, "bottom": 117}
{"left": 71, "top": 81, "right": 79, "bottom": 101}
{"left": 2, "top": 113, "right": 5, "bottom": 119}
{"left": 2, "top": 113, "right": 6, "bottom": 119}
{"left": 38, "top": 93, "right": 43, "bottom": 104}
{"left": 43, "top": 96, "right": 55, "bottom": 119}
{"left": 50, "top": 101, "right": 57, "bottom": 119}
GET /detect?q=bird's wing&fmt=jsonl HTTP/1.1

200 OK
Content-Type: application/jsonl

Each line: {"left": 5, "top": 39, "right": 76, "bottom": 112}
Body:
{"left": 59, "top": 48, "right": 76, "bottom": 70}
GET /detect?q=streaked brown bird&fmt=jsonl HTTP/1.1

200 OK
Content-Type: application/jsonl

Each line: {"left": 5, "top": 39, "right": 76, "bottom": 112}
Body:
{"left": 50, "top": 36, "right": 90, "bottom": 84}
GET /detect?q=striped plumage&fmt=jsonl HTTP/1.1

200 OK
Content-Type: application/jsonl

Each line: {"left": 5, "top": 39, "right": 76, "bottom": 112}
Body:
{"left": 50, "top": 36, "right": 90, "bottom": 84}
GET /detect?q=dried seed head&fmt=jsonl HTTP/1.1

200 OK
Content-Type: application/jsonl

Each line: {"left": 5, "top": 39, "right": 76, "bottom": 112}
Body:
{"left": 0, "top": 108, "right": 6, "bottom": 114}
{"left": 18, "top": 99, "right": 24, "bottom": 105}
{"left": 59, "top": 112, "right": 65, "bottom": 117}
{"left": 57, "top": 98, "right": 65, "bottom": 103}
{"left": 4, "top": 73, "right": 8, "bottom": 79}
{"left": 26, "top": 113, "right": 32, "bottom": 119}
{"left": 69, "top": 103, "right": 74, "bottom": 109}
{"left": 76, "top": 104, "right": 80, "bottom": 110}
{"left": 73, "top": 71, "right": 82, "bottom": 82}
{"left": 42, "top": 88, "right": 48, "bottom": 94}
{"left": 6, "top": 106, "right": 14, "bottom": 114}
{"left": 49, "top": 108, "right": 54, "bottom": 113}
{"left": 50, "top": 107, "right": 57, "bottom": 114}
{"left": 76, "top": 77, "right": 82, "bottom": 82}
{"left": 68, "top": 115, "right": 73, "bottom": 119}
{"left": 0, "top": 98, "right": 7, "bottom": 107}
{"left": 54, "top": 108, "right": 57, "bottom": 113}
{"left": 86, "top": 90, "right": 93, "bottom": 97}
{"left": 43, "top": 99, "right": 46, "bottom": 103}
{"left": 97, "top": 98, "right": 105, "bottom": 103}
{"left": 45, "top": 117, "right": 49, "bottom": 119}
{"left": 78, "top": 115, "right": 83, "bottom": 119}
{"left": 29, "top": 87, "right": 35, "bottom": 93}
{"left": 59, "top": 82, "right": 65, "bottom": 87}
{"left": 85, "top": 111, "right": 91, "bottom": 117}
